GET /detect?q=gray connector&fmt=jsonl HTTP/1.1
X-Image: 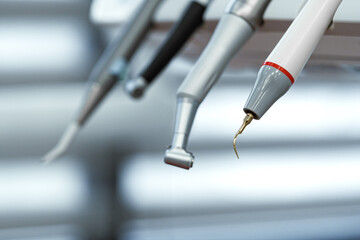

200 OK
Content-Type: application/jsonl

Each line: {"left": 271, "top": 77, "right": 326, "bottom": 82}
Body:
{"left": 165, "top": 0, "right": 271, "bottom": 169}
{"left": 244, "top": 65, "right": 292, "bottom": 119}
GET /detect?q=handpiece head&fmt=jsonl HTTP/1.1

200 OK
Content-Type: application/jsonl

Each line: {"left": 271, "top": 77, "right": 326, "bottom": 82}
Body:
{"left": 233, "top": 113, "right": 254, "bottom": 159}
{"left": 123, "top": 76, "right": 148, "bottom": 99}
{"left": 164, "top": 97, "right": 199, "bottom": 169}
{"left": 164, "top": 146, "right": 194, "bottom": 170}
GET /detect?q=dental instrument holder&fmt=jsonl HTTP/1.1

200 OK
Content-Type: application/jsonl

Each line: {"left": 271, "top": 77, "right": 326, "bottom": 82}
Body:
{"left": 164, "top": 0, "right": 271, "bottom": 169}
{"left": 124, "top": 0, "right": 210, "bottom": 98}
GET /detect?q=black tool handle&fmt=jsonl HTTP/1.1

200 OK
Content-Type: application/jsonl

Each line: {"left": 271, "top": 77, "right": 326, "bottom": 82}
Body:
{"left": 141, "top": 1, "right": 207, "bottom": 84}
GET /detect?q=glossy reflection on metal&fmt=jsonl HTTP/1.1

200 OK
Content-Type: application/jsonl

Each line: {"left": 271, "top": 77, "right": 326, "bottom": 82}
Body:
{"left": 123, "top": 76, "right": 148, "bottom": 99}
{"left": 164, "top": 97, "right": 199, "bottom": 169}
{"left": 164, "top": 146, "right": 194, "bottom": 170}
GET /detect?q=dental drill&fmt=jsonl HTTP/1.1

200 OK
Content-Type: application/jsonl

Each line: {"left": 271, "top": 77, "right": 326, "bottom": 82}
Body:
{"left": 233, "top": 0, "right": 342, "bottom": 157}
{"left": 164, "top": 0, "right": 271, "bottom": 169}
{"left": 124, "top": 0, "right": 212, "bottom": 98}
{"left": 43, "top": 0, "right": 164, "bottom": 163}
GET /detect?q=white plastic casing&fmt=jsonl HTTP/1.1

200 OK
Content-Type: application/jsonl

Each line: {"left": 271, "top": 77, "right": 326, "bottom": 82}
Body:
{"left": 265, "top": 0, "right": 342, "bottom": 81}
{"left": 244, "top": 0, "right": 342, "bottom": 119}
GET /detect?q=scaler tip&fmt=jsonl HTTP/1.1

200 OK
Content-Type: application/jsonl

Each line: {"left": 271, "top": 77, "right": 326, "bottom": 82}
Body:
{"left": 233, "top": 113, "right": 254, "bottom": 159}
{"left": 42, "top": 122, "right": 80, "bottom": 164}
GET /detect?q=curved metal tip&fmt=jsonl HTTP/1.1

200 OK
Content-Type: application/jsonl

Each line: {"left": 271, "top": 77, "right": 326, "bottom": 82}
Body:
{"left": 41, "top": 122, "right": 80, "bottom": 164}
{"left": 233, "top": 113, "right": 254, "bottom": 159}
{"left": 233, "top": 133, "right": 240, "bottom": 159}
{"left": 42, "top": 145, "right": 66, "bottom": 164}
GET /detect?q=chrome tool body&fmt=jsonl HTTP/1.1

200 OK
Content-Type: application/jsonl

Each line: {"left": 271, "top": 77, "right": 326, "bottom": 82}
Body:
{"left": 165, "top": 0, "right": 271, "bottom": 169}
{"left": 43, "top": 0, "right": 163, "bottom": 163}
{"left": 124, "top": 0, "right": 212, "bottom": 98}
{"left": 233, "top": 0, "right": 342, "bottom": 156}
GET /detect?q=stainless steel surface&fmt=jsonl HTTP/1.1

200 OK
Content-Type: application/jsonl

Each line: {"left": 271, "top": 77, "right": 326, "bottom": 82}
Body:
{"left": 226, "top": 0, "right": 271, "bottom": 29}
{"left": 178, "top": 14, "right": 253, "bottom": 102}
{"left": 164, "top": 97, "right": 199, "bottom": 169}
{"left": 90, "top": 0, "right": 163, "bottom": 87}
{"left": 164, "top": 147, "right": 194, "bottom": 169}
{"left": 171, "top": 97, "right": 199, "bottom": 149}
{"left": 76, "top": 77, "right": 118, "bottom": 126}
{"left": 76, "top": 58, "right": 127, "bottom": 125}
{"left": 166, "top": 0, "right": 271, "bottom": 169}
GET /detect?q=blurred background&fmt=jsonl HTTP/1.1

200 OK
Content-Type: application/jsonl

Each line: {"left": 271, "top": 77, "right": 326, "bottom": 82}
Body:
{"left": 0, "top": 0, "right": 360, "bottom": 239}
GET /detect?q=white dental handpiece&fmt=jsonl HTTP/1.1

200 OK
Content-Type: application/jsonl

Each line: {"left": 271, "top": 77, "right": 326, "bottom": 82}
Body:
{"left": 164, "top": 0, "right": 272, "bottom": 169}
{"left": 233, "top": 0, "right": 343, "bottom": 157}
{"left": 42, "top": 0, "right": 164, "bottom": 163}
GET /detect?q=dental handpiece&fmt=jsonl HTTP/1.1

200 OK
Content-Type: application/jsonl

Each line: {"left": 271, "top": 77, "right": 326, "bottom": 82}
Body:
{"left": 124, "top": 0, "right": 212, "bottom": 98}
{"left": 164, "top": 0, "right": 271, "bottom": 169}
{"left": 233, "top": 0, "right": 342, "bottom": 157}
{"left": 42, "top": 0, "right": 164, "bottom": 163}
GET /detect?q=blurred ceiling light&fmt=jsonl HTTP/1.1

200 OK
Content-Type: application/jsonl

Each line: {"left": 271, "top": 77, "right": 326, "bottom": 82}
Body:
{"left": 0, "top": 225, "right": 80, "bottom": 240}
{"left": 0, "top": 19, "right": 90, "bottom": 76}
{"left": 125, "top": 214, "right": 360, "bottom": 240}
{"left": 0, "top": 160, "right": 88, "bottom": 215}
{"left": 121, "top": 148, "right": 360, "bottom": 212}
{"left": 190, "top": 75, "right": 360, "bottom": 144}
{"left": 90, "top": 0, "right": 143, "bottom": 25}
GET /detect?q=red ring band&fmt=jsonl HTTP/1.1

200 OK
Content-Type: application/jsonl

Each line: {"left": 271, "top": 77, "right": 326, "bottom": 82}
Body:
{"left": 262, "top": 61, "right": 295, "bottom": 84}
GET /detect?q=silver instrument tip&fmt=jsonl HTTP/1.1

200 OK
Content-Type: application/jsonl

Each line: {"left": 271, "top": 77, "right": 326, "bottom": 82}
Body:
{"left": 164, "top": 146, "right": 194, "bottom": 170}
{"left": 123, "top": 76, "right": 147, "bottom": 99}
{"left": 42, "top": 122, "right": 80, "bottom": 164}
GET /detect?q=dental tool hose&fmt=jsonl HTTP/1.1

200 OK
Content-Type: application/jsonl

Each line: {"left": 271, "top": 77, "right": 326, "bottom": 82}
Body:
{"left": 124, "top": 0, "right": 212, "bottom": 98}
{"left": 233, "top": 0, "right": 342, "bottom": 157}
{"left": 43, "top": 0, "right": 163, "bottom": 163}
{"left": 164, "top": 0, "right": 271, "bottom": 169}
